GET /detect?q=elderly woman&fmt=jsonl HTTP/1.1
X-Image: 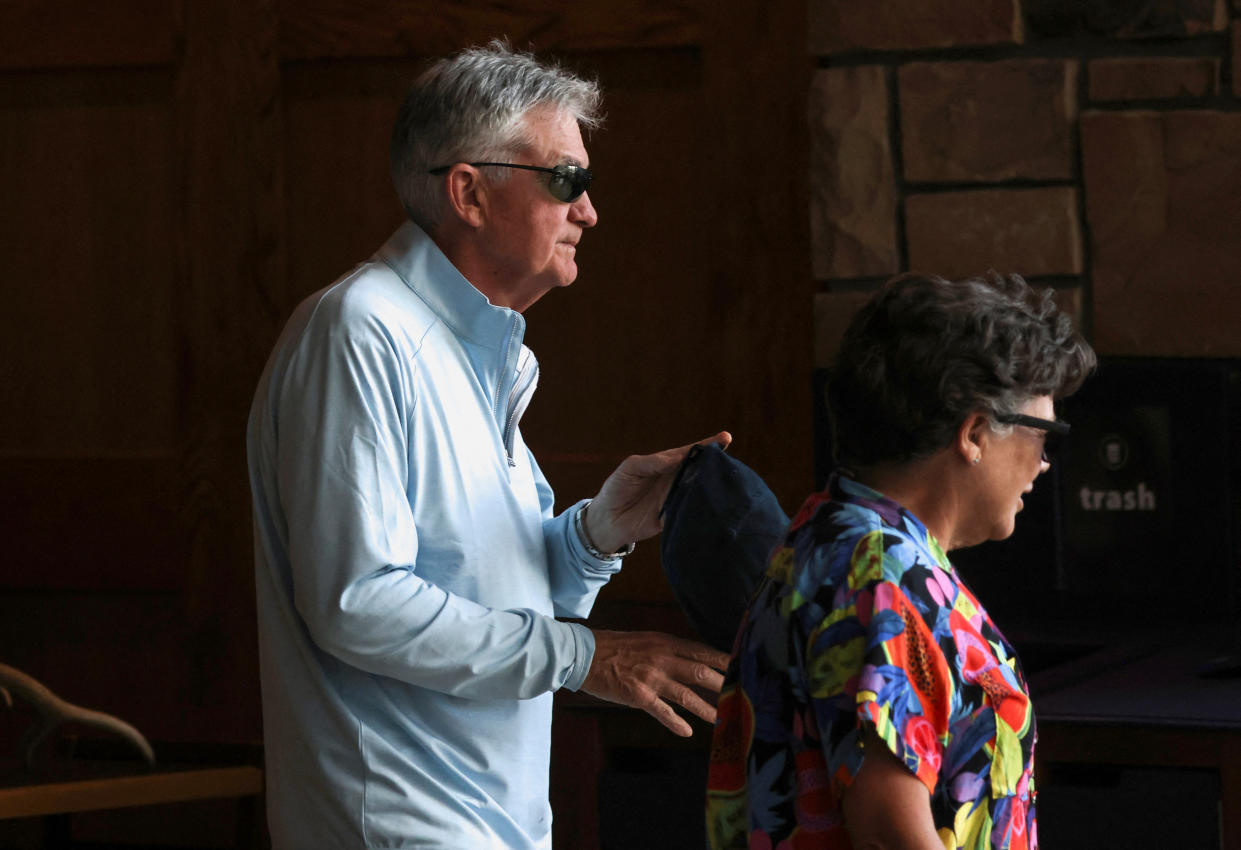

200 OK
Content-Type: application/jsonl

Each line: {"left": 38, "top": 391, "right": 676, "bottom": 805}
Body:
{"left": 705, "top": 273, "right": 1095, "bottom": 850}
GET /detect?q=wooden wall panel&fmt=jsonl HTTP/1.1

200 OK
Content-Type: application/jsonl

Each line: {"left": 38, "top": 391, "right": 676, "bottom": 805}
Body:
{"left": 0, "top": 458, "right": 183, "bottom": 591}
{"left": 0, "top": 593, "right": 187, "bottom": 740}
{"left": 280, "top": 60, "right": 411, "bottom": 318}
{"left": 170, "top": 0, "right": 283, "bottom": 741}
{"left": 700, "top": 0, "right": 815, "bottom": 510}
{"left": 0, "top": 1, "right": 175, "bottom": 70}
{"left": 277, "top": 0, "right": 700, "bottom": 60}
{"left": 0, "top": 78, "right": 176, "bottom": 458}
{"left": 0, "top": 67, "right": 181, "bottom": 595}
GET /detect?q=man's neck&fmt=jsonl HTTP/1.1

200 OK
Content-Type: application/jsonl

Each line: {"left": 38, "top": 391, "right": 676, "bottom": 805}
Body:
{"left": 427, "top": 221, "right": 538, "bottom": 312}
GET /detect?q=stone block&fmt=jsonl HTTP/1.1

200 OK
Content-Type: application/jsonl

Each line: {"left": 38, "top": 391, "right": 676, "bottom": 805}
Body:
{"left": 809, "top": 66, "right": 898, "bottom": 279}
{"left": 900, "top": 60, "right": 1076, "bottom": 183}
{"left": 905, "top": 187, "right": 1082, "bottom": 279}
{"left": 1082, "top": 110, "right": 1241, "bottom": 356}
{"left": 1025, "top": 0, "right": 1226, "bottom": 38}
{"left": 1088, "top": 57, "right": 1219, "bottom": 101}
{"left": 808, "top": 0, "right": 1022, "bottom": 54}
{"left": 814, "top": 290, "right": 875, "bottom": 368}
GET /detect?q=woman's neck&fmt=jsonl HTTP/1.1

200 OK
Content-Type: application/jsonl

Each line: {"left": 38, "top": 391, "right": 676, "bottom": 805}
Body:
{"left": 849, "top": 454, "right": 965, "bottom": 550}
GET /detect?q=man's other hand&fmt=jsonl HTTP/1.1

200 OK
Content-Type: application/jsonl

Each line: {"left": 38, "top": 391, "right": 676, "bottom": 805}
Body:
{"left": 585, "top": 431, "right": 731, "bottom": 553}
{"left": 580, "top": 630, "right": 730, "bottom": 737}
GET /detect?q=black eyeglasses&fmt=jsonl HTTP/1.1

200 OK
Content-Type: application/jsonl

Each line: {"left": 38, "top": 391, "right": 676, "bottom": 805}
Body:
{"left": 427, "top": 162, "right": 593, "bottom": 203}
{"left": 993, "top": 412, "right": 1071, "bottom": 462}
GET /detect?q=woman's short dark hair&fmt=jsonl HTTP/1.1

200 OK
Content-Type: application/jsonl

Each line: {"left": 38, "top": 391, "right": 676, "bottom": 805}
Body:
{"left": 827, "top": 271, "right": 1096, "bottom": 469}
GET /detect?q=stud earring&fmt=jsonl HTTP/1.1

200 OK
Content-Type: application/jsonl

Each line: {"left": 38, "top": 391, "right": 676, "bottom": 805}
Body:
{"left": 972, "top": 456, "right": 980, "bottom": 465}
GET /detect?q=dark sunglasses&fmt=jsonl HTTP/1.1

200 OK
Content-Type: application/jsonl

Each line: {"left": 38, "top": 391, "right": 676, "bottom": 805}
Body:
{"left": 427, "top": 161, "right": 593, "bottom": 203}
{"left": 993, "top": 412, "right": 1071, "bottom": 462}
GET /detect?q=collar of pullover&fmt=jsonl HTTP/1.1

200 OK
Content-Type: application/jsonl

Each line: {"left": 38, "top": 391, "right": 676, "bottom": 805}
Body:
{"left": 377, "top": 220, "right": 527, "bottom": 353}
{"left": 376, "top": 220, "right": 535, "bottom": 447}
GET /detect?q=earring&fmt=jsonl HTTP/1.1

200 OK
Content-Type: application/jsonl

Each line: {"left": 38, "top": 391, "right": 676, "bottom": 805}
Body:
{"left": 972, "top": 456, "right": 980, "bottom": 465}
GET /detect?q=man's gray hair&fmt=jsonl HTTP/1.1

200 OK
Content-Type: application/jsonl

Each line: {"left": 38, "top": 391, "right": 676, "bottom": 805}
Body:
{"left": 391, "top": 40, "right": 603, "bottom": 232}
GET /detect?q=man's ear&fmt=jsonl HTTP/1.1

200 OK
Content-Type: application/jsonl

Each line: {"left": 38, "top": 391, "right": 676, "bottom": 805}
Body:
{"left": 956, "top": 411, "right": 989, "bottom": 465}
{"left": 442, "top": 165, "right": 486, "bottom": 228}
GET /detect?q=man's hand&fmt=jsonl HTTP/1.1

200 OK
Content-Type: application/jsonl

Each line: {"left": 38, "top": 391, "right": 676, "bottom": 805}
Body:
{"left": 581, "top": 630, "right": 731, "bottom": 736}
{"left": 585, "top": 431, "right": 732, "bottom": 553}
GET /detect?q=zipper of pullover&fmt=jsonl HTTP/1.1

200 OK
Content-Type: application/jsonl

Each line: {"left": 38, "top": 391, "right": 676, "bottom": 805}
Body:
{"left": 503, "top": 348, "right": 539, "bottom": 466}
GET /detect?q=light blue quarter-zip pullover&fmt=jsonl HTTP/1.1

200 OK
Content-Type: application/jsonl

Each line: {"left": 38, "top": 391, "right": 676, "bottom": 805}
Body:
{"left": 247, "top": 221, "right": 620, "bottom": 848}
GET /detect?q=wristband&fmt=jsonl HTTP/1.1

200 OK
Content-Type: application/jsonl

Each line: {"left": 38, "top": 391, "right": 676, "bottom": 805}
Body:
{"left": 576, "top": 501, "right": 636, "bottom": 560}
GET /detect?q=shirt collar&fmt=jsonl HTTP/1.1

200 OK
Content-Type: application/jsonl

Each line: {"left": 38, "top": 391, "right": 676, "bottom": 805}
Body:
{"left": 377, "top": 220, "right": 524, "bottom": 350}
{"left": 830, "top": 472, "right": 951, "bottom": 568}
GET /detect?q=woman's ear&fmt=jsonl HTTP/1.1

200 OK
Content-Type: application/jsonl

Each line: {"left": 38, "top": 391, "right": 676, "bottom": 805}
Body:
{"left": 956, "top": 412, "right": 989, "bottom": 465}
{"left": 442, "top": 165, "right": 486, "bottom": 228}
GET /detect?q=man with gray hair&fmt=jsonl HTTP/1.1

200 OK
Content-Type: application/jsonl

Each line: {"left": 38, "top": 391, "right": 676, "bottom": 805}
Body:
{"left": 247, "top": 41, "right": 730, "bottom": 848}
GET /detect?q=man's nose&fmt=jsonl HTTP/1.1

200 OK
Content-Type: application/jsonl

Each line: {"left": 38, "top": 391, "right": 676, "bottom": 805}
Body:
{"left": 572, "top": 191, "right": 598, "bottom": 228}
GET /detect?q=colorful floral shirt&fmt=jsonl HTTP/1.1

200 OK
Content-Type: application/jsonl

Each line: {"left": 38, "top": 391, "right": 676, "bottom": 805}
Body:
{"left": 706, "top": 475, "right": 1037, "bottom": 850}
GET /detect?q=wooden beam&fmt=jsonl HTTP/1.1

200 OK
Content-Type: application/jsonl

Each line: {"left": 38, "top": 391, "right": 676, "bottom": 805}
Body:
{"left": 276, "top": 0, "right": 701, "bottom": 61}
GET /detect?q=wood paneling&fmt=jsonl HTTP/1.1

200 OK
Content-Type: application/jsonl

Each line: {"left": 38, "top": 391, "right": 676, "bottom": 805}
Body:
{"left": 0, "top": 0, "right": 812, "bottom": 774}
{"left": 0, "top": 71, "right": 176, "bottom": 458}
{"left": 0, "top": 593, "right": 187, "bottom": 741}
{"left": 280, "top": 60, "right": 411, "bottom": 316}
{"left": 171, "top": 0, "right": 284, "bottom": 739}
{"left": 277, "top": 0, "right": 701, "bottom": 61}
{"left": 0, "top": 1, "right": 175, "bottom": 70}
{"left": 0, "top": 458, "right": 183, "bottom": 590}
{"left": 699, "top": 0, "right": 814, "bottom": 510}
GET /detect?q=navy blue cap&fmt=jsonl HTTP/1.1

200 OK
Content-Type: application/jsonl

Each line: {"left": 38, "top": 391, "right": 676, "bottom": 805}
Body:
{"left": 659, "top": 444, "right": 789, "bottom": 652}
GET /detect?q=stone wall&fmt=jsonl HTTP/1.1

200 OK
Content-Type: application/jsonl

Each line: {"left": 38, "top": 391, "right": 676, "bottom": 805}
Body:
{"left": 810, "top": 0, "right": 1241, "bottom": 362}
